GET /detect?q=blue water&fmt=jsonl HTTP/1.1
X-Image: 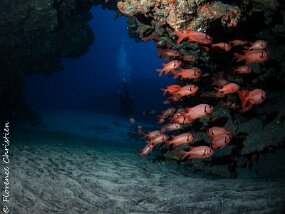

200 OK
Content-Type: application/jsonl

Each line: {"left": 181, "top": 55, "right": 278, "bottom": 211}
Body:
{"left": 24, "top": 7, "right": 173, "bottom": 117}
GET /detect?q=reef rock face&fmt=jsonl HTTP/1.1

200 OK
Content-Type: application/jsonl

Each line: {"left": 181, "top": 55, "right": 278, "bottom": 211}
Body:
{"left": 0, "top": 0, "right": 94, "bottom": 123}
{"left": 118, "top": 0, "right": 240, "bottom": 39}
{"left": 118, "top": 0, "right": 285, "bottom": 177}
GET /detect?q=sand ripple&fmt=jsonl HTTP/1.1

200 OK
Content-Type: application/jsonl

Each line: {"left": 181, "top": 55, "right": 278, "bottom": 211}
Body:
{"left": 6, "top": 129, "right": 285, "bottom": 214}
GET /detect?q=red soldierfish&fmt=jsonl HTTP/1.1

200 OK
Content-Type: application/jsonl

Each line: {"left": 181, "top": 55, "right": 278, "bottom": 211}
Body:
{"left": 245, "top": 40, "right": 267, "bottom": 50}
{"left": 238, "top": 89, "right": 266, "bottom": 112}
{"left": 171, "top": 114, "right": 192, "bottom": 124}
{"left": 212, "top": 79, "right": 229, "bottom": 87}
{"left": 211, "top": 43, "right": 232, "bottom": 52}
{"left": 161, "top": 123, "right": 182, "bottom": 132}
{"left": 179, "top": 146, "right": 214, "bottom": 160}
{"left": 183, "top": 104, "right": 214, "bottom": 121}
{"left": 157, "top": 117, "right": 166, "bottom": 124}
{"left": 139, "top": 144, "right": 154, "bottom": 156}
{"left": 234, "top": 50, "right": 269, "bottom": 65}
{"left": 233, "top": 66, "right": 252, "bottom": 74}
{"left": 160, "top": 108, "right": 176, "bottom": 118}
{"left": 215, "top": 83, "right": 240, "bottom": 94}
{"left": 161, "top": 49, "right": 180, "bottom": 58}
{"left": 175, "top": 85, "right": 199, "bottom": 97}
{"left": 165, "top": 133, "right": 195, "bottom": 148}
{"left": 211, "top": 133, "right": 232, "bottom": 149}
{"left": 174, "top": 29, "right": 213, "bottom": 45}
{"left": 173, "top": 68, "right": 201, "bottom": 79}
{"left": 207, "top": 126, "right": 231, "bottom": 138}
{"left": 143, "top": 33, "right": 159, "bottom": 41}
{"left": 229, "top": 40, "right": 248, "bottom": 47}
{"left": 143, "top": 130, "right": 162, "bottom": 139}
{"left": 161, "top": 84, "right": 181, "bottom": 95}
{"left": 174, "top": 29, "right": 192, "bottom": 44}
{"left": 180, "top": 55, "right": 197, "bottom": 62}
{"left": 168, "top": 94, "right": 182, "bottom": 102}
{"left": 146, "top": 134, "right": 168, "bottom": 146}
{"left": 156, "top": 60, "right": 181, "bottom": 76}
{"left": 158, "top": 108, "right": 176, "bottom": 124}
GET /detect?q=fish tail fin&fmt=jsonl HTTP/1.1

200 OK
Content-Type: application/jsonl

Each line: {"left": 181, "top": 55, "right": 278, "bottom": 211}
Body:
{"left": 224, "top": 126, "right": 236, "bottom": 136}
{"left": 241, "top": 103, "right": 254, "bottom": 112}
{"left": 179, "top": 150, "right": 189, "bottom": 160}
{"left": 233, "top": 52, "right": 244, "bottom": 62}
{"left": 229, "top": 130, "right": 235, "bottom": 137}
{"left": 161, "top": 88, "right": 167, "bottom": 95}
{"left": 214, "top": 87, "right": 220, "bottom": 92}
{"left": 138, "top": 149, "right": 144, "bottom": 157}
{"left": 237, "top": 90, "right": 249, "bottom": 110}
{"left": 156, "top": 69, "right": 163, "bottom": 77}
{"left": 164, "top": 140, "right": 171, "bottom": 146}
{"left": 202, "top": 72, "right": 210, "bottom": 77}
{"left": 174, "top": 30, "right": 186, "bottom": 44}
{"left": 180, "top": 112, "right": 189, "bottom": 119}
{"left": 237, "top": 90, "right": 249, "bottom": 99}
{"left": 172, "top": 70, "right": 180, "bottom": 79}
{"left": 169, "top": 116, "right": 175, "bottom": 123}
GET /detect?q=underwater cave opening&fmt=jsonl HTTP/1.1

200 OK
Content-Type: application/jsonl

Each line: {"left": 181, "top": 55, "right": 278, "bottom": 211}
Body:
{"left": 23, "top": 6, "right": 173, "bottom": 122}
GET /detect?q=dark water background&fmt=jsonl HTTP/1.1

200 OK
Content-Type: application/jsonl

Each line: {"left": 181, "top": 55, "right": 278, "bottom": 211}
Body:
{"left": 24, "top": 7, "right": 171, "bottom": 119}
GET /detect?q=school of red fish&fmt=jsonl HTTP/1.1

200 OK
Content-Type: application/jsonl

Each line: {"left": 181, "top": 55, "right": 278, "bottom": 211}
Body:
{"left": 140, "top": 29, "right": 268, "bottom": 159}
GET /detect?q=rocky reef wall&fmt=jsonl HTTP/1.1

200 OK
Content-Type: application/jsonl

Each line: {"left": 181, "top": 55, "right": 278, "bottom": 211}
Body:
{"left": 0, "top": 0, "right": 94, "bottom": 123}
{"left": 117, "top": 0, "right": 285, "bottom": 177}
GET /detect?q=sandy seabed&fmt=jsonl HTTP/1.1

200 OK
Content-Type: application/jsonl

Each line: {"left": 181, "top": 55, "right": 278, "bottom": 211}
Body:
{"left": 4, "top": 111, "right": 285, "bottom": 214}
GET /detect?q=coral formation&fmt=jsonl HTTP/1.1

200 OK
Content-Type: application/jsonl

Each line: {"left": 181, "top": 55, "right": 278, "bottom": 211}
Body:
{"left": 117, "top": 0, "right": 285, "bottom": 176}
